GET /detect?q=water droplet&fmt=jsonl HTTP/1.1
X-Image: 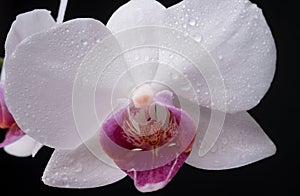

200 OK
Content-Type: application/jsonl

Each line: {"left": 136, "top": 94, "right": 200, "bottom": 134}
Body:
{"left": 75, "top": 163, "right": 83, "bottom": 172}
{"left": 144, "top": 56, "right": 150, "bottom": 61}
{"left": 39, "top": 135, "right": 47, "bottom": 144}
{"left": 131, "top": 148, "right": 143, "bottom": 151}
{"left": 210, "top": 144, "right": 218, "bottom": 153}
{"left": 194, "top": 35, "right": 202, "bottom": 42}
{"left": 214, "top": 160, "right": 220, "bottom": 164}
{"left": 168, "top": 142, "right": 176, "bottom": 147}
{"left": 181, "top": 83, "right": 191, "bottom": 91}
{"left": 81, "top": 40, "right": 88, "bottom": 46}
{"left": 170, "top": 72, "right": 178, "bottom": 80}
{"left": 62, "top": 175, "right": 69, "bottom": 181}
{"left": 218, "top": 55, "right": 223, "bottom": 60}
{"left": 183, "top": 24, "right": 187, "bottom": 29}
{"left": 189, "top": 19, "right": 196, "bottom": 26}
{"left": 264, "top": 29, "right": 269, "bottom": 34}
{"left": 196, "top": 89, "right": 201, "bottom": 93}
{"left": 221, "top": 137, "right": 228, "bottom": 145}
{"left": 134, "top": 55, "right": 140, "bottom": 60}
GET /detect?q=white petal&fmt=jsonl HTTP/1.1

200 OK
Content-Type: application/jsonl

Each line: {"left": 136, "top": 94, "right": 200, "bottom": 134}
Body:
{"left": 1, "top": 10, "right": 55, "bottom": 81}
{"left": 107, "top": 0, "right": 166, "bottom": 85}
{"left": 4, "top": 135, "right": 36, "bottom": 157}
{"left": 164, "top": 0, "right": 276, "bottom": 112}
{"left": 42, "top": 143, "right": 126, "bottom": 188}
{"left": 5, "top": 19, "right": 112, "bottom": 149}
{"left": 107, "top": 0, "right": 166, "bottom": 33}
{"left": 0, "top": 68, "right": 5, "bottom": 81}
{"left": 31, "top": 141, "right": 43, "bottom": 157}
{"left": 5, "top": 9, "right": 55, "bottom": 57}
{"left": 185, "top": 107, "right": 276, "bottom": 170}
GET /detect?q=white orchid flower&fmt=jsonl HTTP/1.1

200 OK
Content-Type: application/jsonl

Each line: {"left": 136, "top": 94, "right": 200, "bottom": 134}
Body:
{"left": 3, "top": 0, "right": 276, "bottom": 193}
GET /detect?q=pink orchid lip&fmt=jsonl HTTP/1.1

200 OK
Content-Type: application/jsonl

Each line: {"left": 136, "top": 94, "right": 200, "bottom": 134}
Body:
{"left": 99, "top": 89, "right": 196, "bottom": 172}
{"left": 0, "top": 123, "right": 25, "bottom": 148}
{"left": 0, "top": 82, "right": 14, "bottom": 129}
{"left": 99, "top": 89, "right": 196, "bottom": 192}
{"left": 0, "top": 81, "right": 25, "bottom": 148}
{"left": 127, "top": 148, "right": 192, "bottom": 192}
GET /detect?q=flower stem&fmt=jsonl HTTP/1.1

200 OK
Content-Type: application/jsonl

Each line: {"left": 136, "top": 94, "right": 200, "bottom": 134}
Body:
{"left": 57, "top": 0, "right": 68, "bottom": 24}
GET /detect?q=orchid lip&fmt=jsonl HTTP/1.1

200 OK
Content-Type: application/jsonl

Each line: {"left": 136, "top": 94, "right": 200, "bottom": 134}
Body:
{"left": 100, "top": 86, "right": 196, "bottom": 192}
{"left": 99, "top": 88, "right": 196, "bottom": 171}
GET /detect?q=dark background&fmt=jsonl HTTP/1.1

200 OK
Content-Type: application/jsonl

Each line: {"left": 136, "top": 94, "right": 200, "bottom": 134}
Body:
{"left": 0, "top": 0, "right": 298, "bottom": 195}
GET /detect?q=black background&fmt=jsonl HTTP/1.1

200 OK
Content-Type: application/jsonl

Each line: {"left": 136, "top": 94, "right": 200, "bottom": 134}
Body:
{"left": 0, "top": 0, "right": 298, "bottom": 195}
